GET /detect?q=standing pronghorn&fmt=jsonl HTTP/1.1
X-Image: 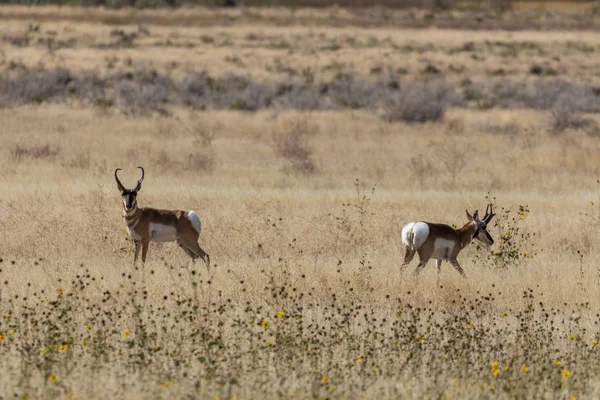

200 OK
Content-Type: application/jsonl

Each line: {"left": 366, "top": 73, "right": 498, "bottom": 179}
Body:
{"left": 401, "top": 204, "right": 495, "bottom": 278}
{"left": 115, "top": 167, "right": 210, "bottom": 267}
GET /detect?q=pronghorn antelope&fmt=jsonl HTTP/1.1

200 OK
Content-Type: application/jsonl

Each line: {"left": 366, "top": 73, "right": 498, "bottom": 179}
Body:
{"left": 115, "top": 167, "right": 210, "bottom": 267}
{"left": 401, "top": 204, "right": 495, "bottom": 278}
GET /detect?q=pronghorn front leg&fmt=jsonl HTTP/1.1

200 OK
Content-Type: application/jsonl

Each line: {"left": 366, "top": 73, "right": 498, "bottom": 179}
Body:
{"left": 134, "top": 240, "right": 141, "bottom": 264}
{"left": 141, "top": 239, "right": 150, "bottom": 264}
{"left": 449, "top": 259, "right": 466, "bottom": 278}
{"left": 436, "top": 259, "right": 442, "bottom": 285}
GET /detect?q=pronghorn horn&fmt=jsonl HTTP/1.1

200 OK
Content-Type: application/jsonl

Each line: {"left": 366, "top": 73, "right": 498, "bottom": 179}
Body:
{"left": 483, "top": 203, "right": 496, "bottom": 223}
{"left": 115, "top": 168, "right": 126, "bottom": 192}
{"left": 134, "top": 166, "right": 144, "bottom": 192}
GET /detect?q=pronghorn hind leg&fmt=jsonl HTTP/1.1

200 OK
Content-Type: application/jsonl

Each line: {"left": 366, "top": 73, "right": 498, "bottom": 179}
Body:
{"left": 180, "top": 237, "right": 211, "bottom": 268}
{"left": 449, "top": 259, "right": 466, "bottom": 278}
{"left": 413, "top": 260, "right": 428, "bottom": 276}
{"left": 436, "top": 259, "right": 442, "bottom": 285}
{"left": 177, "top": 240, "right": 197, "bottom": 260}
{"left": 402, "top": 248, "right": 416, "bottom": 267}
{"left": 179, "top": 243, "right": 198, "bottom": 261}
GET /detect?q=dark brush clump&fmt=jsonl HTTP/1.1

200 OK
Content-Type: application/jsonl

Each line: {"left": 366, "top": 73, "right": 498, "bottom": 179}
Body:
{"left": 2, "top": 66, "right": 600, "bottom": 123}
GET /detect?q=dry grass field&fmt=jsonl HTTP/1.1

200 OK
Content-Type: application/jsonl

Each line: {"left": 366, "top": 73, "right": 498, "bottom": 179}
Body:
{"left": 1, "top": 4, "right": 600, "bottom": 399}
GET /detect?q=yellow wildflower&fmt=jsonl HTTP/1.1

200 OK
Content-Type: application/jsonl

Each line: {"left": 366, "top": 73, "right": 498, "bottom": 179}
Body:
{"left": 329, "top": 385, "right": 336, "bottom": 391}
{"left": 87, "top": 324, "right": 92, "bottom": 331}
{"left": 521, "top": 365, "right": 529, "bottom": 374}
{"left": 322, "top": 375, "right": 330, "bottom": 384}
{"left": 123, "top": 329, "right": 130, "bottom": 339}
{"left": 261, "top": 320, "right": 270, "bottom": 329}
{"left": 355, "top": 358, "right": 364, "bottom": 365}
{"left": 420, "top": 337, "right": 425, "bottom": 344}
{"left": 561, "top": 369, "right": 571, "bottom": 379}
{"left": 569, "top": 334, "right": 576, "bottom": 341}
{"left": 58, "top": 343, "right": 70, "bottom": 352}
{"left": 592, "top": 339, "right": 598, "bottom": 346}
{"left": 0, "top": 334, "right": 4, "bottom": 341}
{"left": 48, "top": 375, "right": 58, "bottom": 382}
{"left": 160, "top": 381, "right": 172, "bottom": 389}
{"left": 276, "top": 309, "right": 284, "bottom": 318}
{"left": 502, "top": 312, "right": 508, "bottom": 317}
{"left": 554, "top": 361, "right": 561, "bottom": 366}
{"left": 467, "top": 321, "right": 473, "bottom": 329}
{"left": 8, "top": 329, "right": 15, "bottom": 335}
{"left": 492, "top": 369, "right": 500, "bottom": 377}
{"left": 57, "top": 288, "right": 64, "bottom": 295}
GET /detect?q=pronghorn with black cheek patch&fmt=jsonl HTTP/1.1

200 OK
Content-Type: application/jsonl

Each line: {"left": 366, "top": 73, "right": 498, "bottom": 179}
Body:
{"left": 401, "top": 204, "right": 495, "bottom": 278}
{"left": 115, "top": 167, "right": 210, "bottom": 267}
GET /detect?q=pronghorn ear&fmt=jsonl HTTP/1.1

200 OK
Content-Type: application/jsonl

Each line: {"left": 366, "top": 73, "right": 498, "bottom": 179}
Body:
{"left": 473, "top": 210, "right": 480, "bottom": 222}
{"left": 465, "top": 209, "right": 473, "bottom": 222}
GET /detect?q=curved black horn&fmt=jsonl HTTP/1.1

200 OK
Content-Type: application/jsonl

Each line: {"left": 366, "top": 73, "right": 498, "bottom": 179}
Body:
{"left": 134, "top": 166, "right": 145, "bottom": 192}
{"left": 115, "top": 168, "right": 125, "bottom": 192}
{"left": 483, "top": 203, "right": 495, "bottom": 223}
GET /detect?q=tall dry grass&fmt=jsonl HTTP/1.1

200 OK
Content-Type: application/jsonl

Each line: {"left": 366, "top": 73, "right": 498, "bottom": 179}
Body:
{"left": 0, "top": 105, "right": 599, "bottom": 398}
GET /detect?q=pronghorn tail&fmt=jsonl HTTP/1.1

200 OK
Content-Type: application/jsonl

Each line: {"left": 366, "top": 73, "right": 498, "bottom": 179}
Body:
{"left": 187, "top": 211, "right": 202, "bottom": 233}
{"left": 401, "top": 222, "right": 429, "bottom": 251}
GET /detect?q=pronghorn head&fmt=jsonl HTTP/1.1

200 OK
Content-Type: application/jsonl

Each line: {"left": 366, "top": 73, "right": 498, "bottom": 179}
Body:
{"left": 115, "top": 167, "right": 144, "bottom": 212}
{"left": 466, "top": 204, "right": 496, "bottom": 246}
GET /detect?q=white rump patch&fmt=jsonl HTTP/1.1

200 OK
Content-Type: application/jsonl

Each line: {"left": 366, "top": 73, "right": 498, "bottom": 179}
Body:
{"left": 149, "top": 223, "right": 178, "bottom": 242}
{"left": 432, "top": 238, "right": 456, "bottom": 260}
{"left": 401, "top": 222, "right": 429, "bottom": 251}
{"left": 187, "top": 211, "right": 202, "bottom": 233}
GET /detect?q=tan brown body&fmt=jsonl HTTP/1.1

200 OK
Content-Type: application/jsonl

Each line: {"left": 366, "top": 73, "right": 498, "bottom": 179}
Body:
{"left": 401, "top": 205, "right": 496, "bottom": 279}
